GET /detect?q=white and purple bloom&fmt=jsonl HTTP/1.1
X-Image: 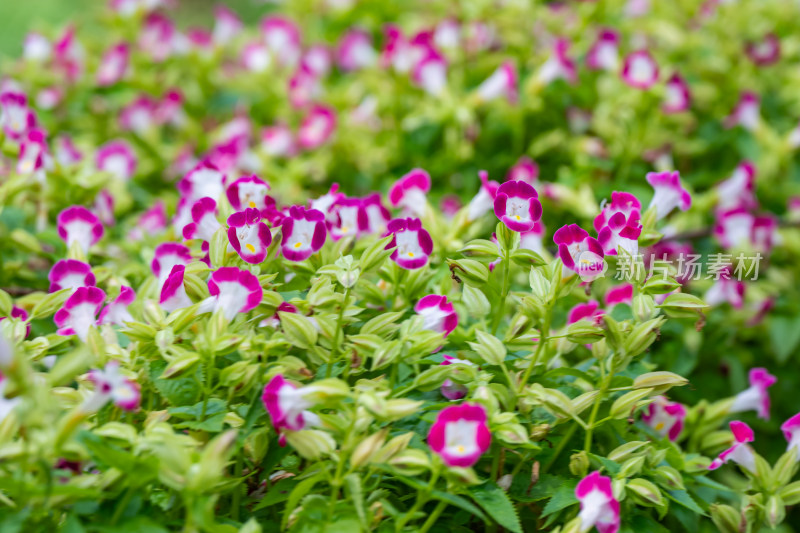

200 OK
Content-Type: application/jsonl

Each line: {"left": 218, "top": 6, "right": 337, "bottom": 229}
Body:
{"left": 17, "top": 128, "right": 47, "bottom": 176}
{"left": 226, "top": 175, "right": 271, "bottom": 211}
{"left": 54, "top": 286, "right": 106, "bottom": 342}
{"left": 57, "top": 206, "right": 104, "bottom": 254}
{"left": 725, "top": 91, "right": 760, "bottom": 131}
{"left": 646, "top": 171, "right": 691, "bottom": 220}
{"left": 493, "top": 180, "right": 542, "bottom": 232}
{"left": 642, "top": 396, "right": 686, "bottom": 441}
{"left": 621, "top": 50, "right": 659, "bottom": 90}
{"left": 709, "top": 421, "right": 756, "bottom": 472}
{"left": 96, "top": 140, "right": 137, "bottom": 181}
{"left": 55, "top": 135, "right": 83, "bottom": 167}
{"left": 182, "top": 197, "right": 221, "bottom": 243}
{"left": 152, "top": 242, "right": 192, "bottom": 287}
{"left": 520, "top": 221, "right": 546, "bottom": 254}
{"left": 93, "top": 190, "right": 115, "bottom": 227}
{"left": 536, "top": 39, "right": 577, "bottom": 85}
{"left": 261, "top": 124, "right": 295, "bottom": 157}
{"left": 704, "top": 276, "right": 745, "bottom": 309}
{"left": 554, "top": 224, "right": 605, "bottom": 281}
{"left": 466, "top": 171, "right": 500, "bottom": 222}
{"left": 440, "top": 355, "right": 474, "bottom": 401}
{"left": 594, "top": 192, "right": 641, "bottom": 232}
{"left": 604, "top": 283, "right": 634, "bottom": 309}
{"left": 385, "top": 217, "right": 433, "bottom": 270}
{"left": 663, "top": 74, "right": 691, "bottom": 114}
{"left": 745, "top": 34, "right": 780, "bottom": 67}
{"left": 575, "top": 471, "right": 620, "bottom": 533}
{"left": 280, "top": 206, "right": 327, "bottom": 262}
{"left": 297, "top": 105, "right": 336, "bottom": 150}
{"left": 716, "top": 161, "right": 756, "bottom": 212}
{"left": 98, "top": 286, "right": 135, "bottom": 326}
{"left": 412, "top": 50, "right": 448, "bottom": 97}
{"left": 302, "top": 45, "right": 333, "bottom": 78}
{"left": 781, "top": 413, "right": 800, "bottom": 460}
{"left": 49, "top": 259, "right": 95, "bottom": 293}
{"left": 197, "top": 267, "right": 262, "bottom": 320}
{"left": 729, "top": 367, "right": 776, "bottom": 420}
{"left": 0, "top": 307, "right": 29, "bottom": 337}
{"left": 506, "top": 157, "right": 539, "bottom": 184}
{"left": 586, "top": 29, "right": 619, "bottom": 71}
{"left": 260, "top": 16, "right": 302, "bottom": 68}
{"left": 228, "top": 208, "right": 272, "bottom": 264}
{"left": 330, "top": 197, "right": 368, "bottom": 240}
{"left": 427, "top": 403, "right": 491, "bottom": 468}
{"left": 139, "top": 13, "right": 176, "bottom": 63}
{"left": 288, "top": 65, "right": 321, "bottom": 109}
{"left": 242, "top": 41, "right": 271, "bottom": 73}
{"left": 415, "top": 295, "right": 458, "bottom": 338}
{"left": 475, "top": 61, "right": 518, "bottom": 104}
{"left": 119, "top": 96, "right": 158, "bottom": 134}
{"left": 362, "top": 193, "right": 391, "bottom": 234}
{"left": 262, "top": 374, "right": 320, "bottom": 446}
{"left": 160, "top": 265, "right": 193, "bottom": 312}
{"left": 85, "top": 361, "right": 140, "bottom": 412}
{"left": 128, "top": 201, "right": 167, "bottom": 241}
{"left": 0, "top": 91, "right": 36, "bottom": 140}
{"left": 337, "top": 28, "right": 376, "bottom": 71}
{"left": 23, "top": 32, "right": 51, "bottom": 63}
{"left": 388, "top": 168, "right": 431, "bottom": 217}
{"left": 597, "top": 212, "right": 642, "bottom": 256}
{"left": 96, "top": 43, "right": 129, "bottom": 86}
{"left": 212, "top": 5, "right": 242, "bottom": 46}
{"left": 567, "top": 301, "right": 604, "bottom": 326}
{"left": 178, "top": 161, "right": 226, "bottom": 203}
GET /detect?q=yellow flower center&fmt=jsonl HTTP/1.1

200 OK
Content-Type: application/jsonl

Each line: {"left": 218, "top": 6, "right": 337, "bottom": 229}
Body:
{"left": 408, "top": 252, "right": 415, "bottom": 257}
{"left": 245, "top": 243, "right": 256, "bottom": 253}
{"left": 515, "top": 215, "right": 521, "bottom": 221}
{"left": 457, "top": 445, "right": 465, "bottom": 454}
{"left": 294, "top": 242, "right": 303, "bottom": 248}
{"left": 248, "top": 201, "right": 256, "bottom": 208}
{"left": 655, "top": 422, "right": 665, "bottom": 431}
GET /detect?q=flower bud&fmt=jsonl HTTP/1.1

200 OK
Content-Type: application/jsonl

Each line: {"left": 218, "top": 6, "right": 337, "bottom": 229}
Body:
{"left": 623, "top": 318, "right": 666, "bottom": 358}
{"left": 765, "top": 495, "right": 785, "bottom": 528}
{"left": 495, "top": 423, "right": 530, "bottom": 446}
{"left": 462, "top": 284, "right": 491, "bottom": 317}
{"left": 610, "top": 389, "right": 653, "bottom": 419}
{"left": 569, "top": 451, "right": 589, "bottom": 477}
{"left": 383, "top": 399, "right": 424, "bottom": 421}
{"left": 161, "top": 353, "right": 201, "bottom": 379}
{"left": 530, "top": 424, "right": 551, "bottom": 441}
{"left": 618, "top": 456, "right": 646, "bottom": 478}
{"left": 608, "top": 441, "right": 648, "bottom": 463}
{"left": 591, "top": 338, "right": 609, "bottom": 360}
{"left": 187, "top": 430, "right": 237, "bottom": 493}
{"left": 468, "top": 330, "right": 507, "bottom": 366}
{"left": 565, "top": 322, "right": 604, "bottom": 344}
{"left": 239, "top": 518, "right": 262, "bottom": 533}
{"left": 372, "top": 432, "right": 414, "bottom": 463}
{"left": 626, "top": 478, "right": 664, "bottom": 507}
{"left": 529, "top": 267, "right": 552, "bottom": 304}
{"left": 279, "top": 312, "right": 318, "bottom": 349}
{"left": 350, "top": 429, "right": 388, "bottom": 468}
{"left": 632, "top": 371, "right": 687, "bottom": 393}
{"left": 653, "top": 466, "right": 684, "bottom": 490}
{"left": 710, "top": 504, "right": 742, "bottom": 533}
{"left": 388, "top": 449, "right": 430, "bottom": 475}
{"left": 284, "top": 429, "right": 336, "bottom": 460}
{"left": 780, "top": 480, "right": 800, "bottom": 505}
{"left": 447, "top": 258, "right": 489, "bottom": 287}
{"left": 371, "top": 340, "right": 402, "bottom": 370}
{"left": 633, "top": 293, "right": 658, "bottom": 321}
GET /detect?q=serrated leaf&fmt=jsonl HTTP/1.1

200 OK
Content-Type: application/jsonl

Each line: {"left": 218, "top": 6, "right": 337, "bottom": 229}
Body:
{"left": 468, "top": 482, "right": 523, "bottom": 533}
{"left": 666, "top": 489, "right": 707, "bottom": 516}
{"left": 540, "top": 480, "right": 578, "bottom": 518}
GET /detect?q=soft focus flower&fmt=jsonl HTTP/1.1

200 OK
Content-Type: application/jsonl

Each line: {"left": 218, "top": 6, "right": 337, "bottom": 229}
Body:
{"left": 261, "top": 124, "right": 295, "bottom": 157}
{"left": 152, "top": 242, "right": 192, "bottom": 288}
{"left": 0, "top": 91, "right": 36, "bottom": 140}
{"left": 781, "top": 412, "right": 800, "bottom": 460}
{"left": 575, "top": 471, "right": 620, "bottom": 533}
{"left": 226, "top": 175, "right": 271, "bottom": 211}
{"left": 183, "top": 197, "right": 221, "bottom": 243}
{"left": 23, "top": 32, "right": 51, "bottom": 63}
{"left": 642, "top": 396, "right": 686, "bottom": 441}
{"left": 362, "top": 193, "right": 391, "bottom": 234}
{"left": 337, "top": 29, "right": 376, "bottom": 71}
{"left": 120, "top": 96, "right": 158, "bottom": 134}
{"left": 54, "top": 286, "right": 106, "bottom": 342}
{"left": 440, "top": 355, "right": 473, "bottom": 401}
{"left": 567, "top": 301, "right": 604, "bottom": 326}
{"left": 725, "top": 91, "right": 760, "bottom": 131}
{"left": 388, "top": 168, "right": 431, "bottom": 217}
{"left": 260, "top": 16, "right": 302, "bottom": 67}
{"left": 586, "top": 29, "right": 619, "bottom": 71}
{"left": 493, "top": 180, "right": 542, "bottom": 232}
{"left": 98, "top": 286, "right": 135, "bottom": 326}
{"left": 412, "top": 50, "right": 448, "bottom": 97}
{"left": 475, "top": 61, "right": 517, "bottom": 103}
{"left": 415, "top": 295, "right": 458, "bottom": 338}
{"left": 709, "top": 421, "right": 756, "bottom": 472}
{"left": 329, "top": 197, "right": 367, "bottom": 240}
{"left": 96, "top": 140, "right": 137, "bottom": 181}
{"left": 128, "top": 201, "right": 168, "bottom": 241}
{"left": 537, "top": 39, "right": 577, "bottom": 85}
{"left": 140, "top": 13, "right": 176, "bottom": 62}
{"left": 621, "top": 50, "right": 659, "bottom": 90}
{"left": 554, "top": 224, "right": 605, "bottom": 281}
{"left": 297, "top": 105, "right": 336, "bottom": 150}
{"left": 646, "top": 171, "right": 691, "bottom": 220}
{"left": 427, "top": 403, "right": 491, "bottom": 467}
{"left": 302, "top": 45, "right": 333, "bottom": 78}
{"left": 745, "top": 34, "right": 780, "bottom": 66}
{"left": 85, "top": 361, "right": 140, "bottom": 412}
{"left": 55, "top": 135, "right": 83, "bottom": 166}
{"left": 212, "top": 5, "right": 242, "bottom": 46}
{"left": 506, "top": 157, "right": 539, "bottom": 184}
{"left": 228, "top": 208, "right": 272, "bottom": 264}
{"left": 49, "top": 259, "right": 95, "bottom": 293}
{"left": 57, "top": 206, "right": 104, "bottom": 254}
{"left": 520, "top": 221, "right": 545, "bottom": 254}
{"left": 662, "top": 74, "right": 691, "bottom": 114}
{"left": 385, "top": 217, "right": 433, "bottom": 270}
{"left": 178, "top": 161, "right": 226, "bottom": 203}
{"left": 716, "top": 161, "right": 757, "bottom": 212}
{"left": 96, "top": 43, "right": 129, "bottom": 86}
{"left": 466, "top": 171, "right": 500, "bottom": 222}
{"left": 605, "top": 283, "right": 634, "bottom": 309}
{"left": 0, "top": 307, "right": 30, "bottom": 337}
{"left": 160, "top": 265, "right": 192, "bottom": 312}
{"left": 729, "top": 367, "right": 776, "bottom": 420}
{"left": 93, "top": 190, "right": 115, "bottom": 227}
{"left": 262, "top": 374, "right": 321, "bottom": 447}
{"left": 198, "top": 267, "right": 262, "bottom": 320}
{"left": 242, "top": 41, "right": 271, "bottom": 73}
{"left": 704, "top": 276, "right": 745, "bottom": 309}
{"left": 17, "top": 128, "right": 47, "bottom": 176}
{"left": 280, "top": 206, "right": 327, "bottom": 261}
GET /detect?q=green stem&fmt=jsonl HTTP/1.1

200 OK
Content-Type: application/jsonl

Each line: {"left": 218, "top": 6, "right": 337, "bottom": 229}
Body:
{"left": 327, "top": 452, "right": 347, "bottom": 522}
{"left": 327, "top": 286, "right": 351, "bottom": 378}
{"left": 231, "top": 452, "right": 244, "bottom": 521}
{"left": 111, "top": 487, "right": 135, "bottom": 524}
{"left": 419, "top": 500, "right": 448, "bottom": 533}
{"left": 543, "top": 424, "right": 579, "bottom": 474}
{"left": 491, "top": 251, "right": 512, "bottom": 335}
{"left": 395, "top": 464, "right": 440, "bottom": 532}
{"left": 584, "top": 362, "right": 613, "bottom": 453}
{"left": 517, "top": 309, "right": 552, "bottom": 395}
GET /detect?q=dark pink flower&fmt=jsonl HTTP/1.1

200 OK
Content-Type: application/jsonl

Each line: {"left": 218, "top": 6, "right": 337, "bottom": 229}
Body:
{"left": 385, "top": 217, "right": 433, "bottom": 270}
{"left": 709, "top": 421, "right": 755, "bottom": 472}
{"left": 493, "top": 180, "right": 542, "bottom": 232}
{"left": 57, "top": 206, "right": 104, "bottom": 254}
{"left": 642, "top": 396, "right": 686, "bottom": 441}
{"left": 280, "top": 206, "right": 327, "bottom": 262}
{"left": 388, "top": 168, "right": 431, "bottom": 217}
{"left": 575, "top": 471, "right": 620, "bottom": 533}
{"left": 415, "top": 295, "right": 458, "bottom": 337}
{"left": 427, "top": 403, "right": 491, "bottom": 467}
{"left": 621, "top": 50, "right": 659, "bottom": 90}
{"left": 730, "top": 368, "right": 776, "bottom": 420}
{"left": 227, "top": 208, "right": 272, "bottom": 264}
{"left": 54, "top": 287, "right": 106, "bottom": 341}
{"left": 553, "top": 224, "right": 605, "bottom": 281}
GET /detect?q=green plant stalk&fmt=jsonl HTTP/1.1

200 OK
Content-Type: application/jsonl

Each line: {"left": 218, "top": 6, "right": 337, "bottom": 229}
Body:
{"left": 327, "top": 286, "right": 351, "bottom": 378}
{"left": 584, "top": 361, "right": 614, "bottom": 453}
{"left": 517, "top": 308, "right": 552, "bottom": 395}
{"left": 543, "top": 424, "right": 579, "bottom": 473}
{"left": 418, "top": 500, "right": 448, "bottom": 533}
{"left": 394, "top": 463, "right": 441, "bottom": 532}
{"left": 491, "top": 252, "right": 512, "bottom": 335}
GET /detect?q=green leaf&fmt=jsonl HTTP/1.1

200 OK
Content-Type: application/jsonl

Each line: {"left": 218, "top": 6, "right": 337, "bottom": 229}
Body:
{"left": 667, "top": 489, "right": 707, "bottom": 516}
{"left": 540, "top": 480, "right": 578, "bottom": 518}
{"left": 468, "top": 482, "right": 523, "bottom": 533}
{"left": 429, "top": 490, "right": 488, "bottom": 524}
{"left": 282, "top": 471, "right": 327, "bottom": 529}
{"left": 251, "top": 478, "right": 299, "bottom": 511}
{"left": 769, "top": 315, "right": 800, "bottom": 364}
{"left": 149, "top": 361, "right": 202, "bottom": 406}
{"left": 344, "top": 473, "right": 368, "bottom": 530}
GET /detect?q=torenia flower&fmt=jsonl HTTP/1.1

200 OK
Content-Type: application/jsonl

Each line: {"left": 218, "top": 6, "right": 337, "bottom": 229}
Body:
{"left": 493, "top": 180, "right": 543, "bottom": 232}
{"left": 49, "top": 259, "right": 95, "bottom": 293}
{"left": 84, "top": 361, "right": 140, "bottom": 412}
{"left": 198, "top": 267, "right": 262, "bottom": 320}
{"left": 745, "top": 34, "right": 780, "bottom": 66}
{"left": 646, "top": 171, "right": 691, "bottom": 220}
{"left": 55, "top": 135, "right": 83, "bottom": 166}
{"left": 17, "top": 128, "right": 47, "bottom": 176}
{"left": 261, "top": 124, "right": 295, "bottom": 157}
{"left": 96, "top": 140, "right": 137, "bottom": 181}
{"left": 575, "top": 471, "right": 620, "bottom": 533}
{"left": 128, "top": 201, "right": 167, "bottom": 241}
{"left": 98, "top": 286, "right": 135, "bottom": 326}
{"left": 337, "top": 28, "right": 376, "bottom": 71}
{"left": 228, "top": 208, "right": 272, "bottom": 264}
{"left": 57, "top": 206, "right": 104, "bottom": 254}
{"left": 330, "top": 197, "right": 367, "bottom": 240}
{"left": 466, "top": 171, "right": 500, "bottom": 222}
{"left": 716, "top": 161, "right": 756, "bottom": 212}
{"left": 440, "top": 355, "right": 474, "bottom": 401}
{"left": 506, "top": 156, "right": 539, "bottom": 184}
{"left": 389, "top": 168, "right": 431, "bottom": 217}
{"left": 663, "top": 74, "right": 691, "bottom": 114}
{"left": 642, "top": 396, "right": 686, "bottom": 441}
{"left": 415, "top": 295, "right": 458, "bottom": 338}
{"left": 704, "top": 275, "right": 745, "bottom": 309}
{"left": 54, "top": 287, "right": 106, "bottom": 342}
{"left": 362, "top": 193, "right": 391, "bottom": 234}
{"left": 567, "top": 301, "right": 604, "bottom": 326}
{"left": 386, "top": 217, "right": 433, "bottom": 270}
{"left": 709, "top": 421, "right": 756, "bottom": 472}
{"left": 302, "top": 45, "right": 333, "bottom": 78}
{"left": 183, "top": 197, "right": 221, "bottom": 242}
{"left": 412, "top": 50, "right": 448, "bottom": 97}
{"left": 262, "top": 374, "right": 321, "bottom": 446}
{"left": 96, "top": 43, "right": 129, "bottom": 86}
{"left": 23, "top": 32, "right": 51, "bottom": 63}
{"left": 297, "top": 105, "right": 336, "bottom": 150}
{"left": 242, "top": 41, "right": 271, "bottom": 72}
{"left": 226, "top": 175, "right": 271, "bottom": 210}
{"left": 597, "top": 213, "right": 642, "bottom": 256}
{"left": 520, "top": 221, "right": 545, "bottom": 254}
{"left": 160, "top": 265, "right": 192, "bottom": 312}
{"left": 280, "top": 206, "right": 327, "bottom": 261}
{"left": 120, "top": 96, "right": 158, "bottom": 134}
{"left": 586, "top": 30, "right": 619, "bottom": 71}
{"left": 604, "top": 283, "right": 633, "bottom": 309}
{"left": 427, "top": 403, "right": 491, "bottom": 468}
{"left": 725, "top": 91, "right": 760, "bottom": 131}
{"left": 260, "top": 16, "right": 302, "bottom": 67}
{"left": 178, "top": 161, "right": 226, "bottom": 203}
{"left": 475, "top": 61, "right": 518, "bottom": 103}
{"left": 729, "top": 367, "right": 776, "bottom": 420}
{"left": 152, "top": 242, "right": 192, "bottom": 287}
{"left": 1, "top": 306, "right": 30, "bottom": 337}
{"left": 212, "top": 5, "right": 242, "bottom": 46}
{"left": 554, "top": 224, "right": 605, "bottom": 281}
{"left": 536, "top": 39, "right": 577, "bottom": 85}
{"left": 140, "top": 13, "right": 176, "bottom": 62}
{"left": 594, "top": 192, "right": 641, "bottom": 232}
{"left": 621, "top": 50, "right": 659, "bottom": 89}
{"left": 781, "top": 413, "right": 800, "bottom": 460}
{"left": 0, "top": 91, "right": 36, "bottom": 140}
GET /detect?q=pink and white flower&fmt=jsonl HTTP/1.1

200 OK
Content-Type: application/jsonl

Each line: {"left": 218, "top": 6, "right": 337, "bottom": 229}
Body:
{"left": 212, "top": 5, "right": 242, "bottom": 46}
{"left": 554, "top": 224, "right": 605, "bottom": 281}
{"left": 745, "top": 34, "right": 780, "bottom": 67}
{"left": 261, "top": 124, "right": 295, "bottom": 157}
{"left": 93, "top": 190, "right": 115, "bottom": 227}
{"left": 621, "top": 50, "right": 659, "bottom": 90}
{"left": 120, "top": 96, "right": 158, "bottom": 134}
{"left": 663, "top": 74, "right": 691, "bottom": 114}
{"left": 329, "top": 197, "right": 367, "bottom": 240}
{"left": 23, "top": 32, "right": 51, "bottom": 63}
{"left": 182, "top": 197, "right": 221, "bottom": 243}
{"left": 128, "top": 201, "right": 167, "bottom": 241}
{"left": 575, "top": 471, "right": 620, "bottom": 533}
{"left": 53, "top": 27, "right": 86, "bottom": 83}
{"left": 604, "top": 284, "right": 634, "bottom": 309}
{"left": 57, "top": 206, "right": 104, "bottom": 254}
{"left": 54, "top": 287, "right": 106, "bottom": 342}
{"left": 475, "top": 62, "right": 518, "bottom": 104}
{"left": 96, "top": 43, "right": 129, "bottom": 86}
{"left": 586, "top": 30, "right": 619, "bottom": 71}
{"left": 288, "top": 65, "right": 321, "bottom": 109}
{"left": 98, "top": 286, "right": 135, "bottom": 326}
{"left": 260, "top": 17, "right": 302, "bottom": 68}
{"left": 729, "top": 367, "right": 776, "bottom": 420}
{"left": 96, "top": 140, "right": 137, "bottom": 181}
{"left": 646, "top": 171, "right": 691, "bottom": 220}
{"left": 536, "top": 39, "right": 577, "bottom": 85}
{"left": 388, "top": 168, "right": 431, "bottom": 217}
{"left": 642, "top": 396, "right": 686, "bottom": 441}
{"left": 301, "top": 45, "right": 333, "bottom": 78}
{"left": 139, "top": 13, "right": 176, "bottom": 62}
{"left": 427, "top": 403, "right": 491, "bottom": 468}
{"left": 55, "top": 135, "right": 83, "bottom": 166}
{"left": 493, "top": 180, "right": 542, "bottom": 232}
{"left": 262, "top": 374, "right": 320, "bottom": 445}
{"left": 520, "top": 221, "right": 546, "bottom": 254}
{"left": 466, "top": 171, "right": 500, "bottom": 222}
{"left": 242, "top": 41, "right": 271, "bottom": 73}
{"left": 781, "top": 413, "right": 800, "bottom": 460}
{"left": 716, "top": 161, "right": 757, "bottom": 212}
{"left": 0, "top": 307, "right": 30, "bottom": 337}
{"left": 17, "top": 128, "right": 47, "bottom": 176}
{"left": 506, "top": 157, "right": 539, "bottom": 184}
{"left": 280, "top": 206, "right": 327, "bottom": 262}
{"left": 261, "top": 301, "right": 300, "bottom": 329}
{"left": 412, "top": 50, "right": 448, "bottom": 97}
{"left": 597, "top": 212, "right": 642, "bottom": 256}
{"left": 178, "top": 161, "right": 226, "bottom": 203}
{"left": 152, "top": 242, "right": 192, "bottom": 287}
{"left": 704, "top": 274, "right": 745, "bottom": 309}
{"left": 567, "top": 301, "right": 604, "bottom": 326}
{"left": 709, "top": 421, "right": 756, "bottom": 472}
{"left": 198, "top": 267, "right": 262, "bottom": 320}
{"left": 49, "top": 259, "right": 95, "bottom": 293}
{"left": 415, "top": 295, "right": 458, "bottom": 338}
{"left": 362, "top": 193, "right": 391, "bottom": 234}
{"left": 725, "top": 91, "right": 760, "bottom": 131}
{"left": 0, "top": 91, "right": 36, "bottom": 140}
{"left": 159, "top": 265, "right": 192, "bottom": 312}
{"left": 85, "top": 361, "right": 140, "bottom": 412}
{"left": 228, "top": 208, "right": 272, "bottom": 264}
{"left": 297, "top": 105, "right": 336, "bottom": 150}
{"left": 385, "top": 217, "right": 433, "bottom": 270}
{"left": 226, "top": 175, "right": 271, "bottom": 211}
{"left": 594, "top": 192, "right": 641, "bottom": 232}
{"left": 337, "top": 29, "right": 376, "bottom": 71}
{"left": 440, "top": 355, "right": 474, "bottom": 401}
